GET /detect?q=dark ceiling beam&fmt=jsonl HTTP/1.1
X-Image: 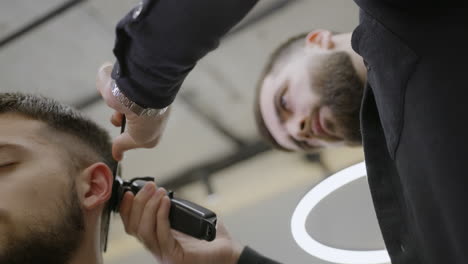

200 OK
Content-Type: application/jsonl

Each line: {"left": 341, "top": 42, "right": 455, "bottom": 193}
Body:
{"left": 0, "top": 0, "right": 86, "bottom": 49}
{"left": 159, "top": 140, "right": 272, "bottom": 191}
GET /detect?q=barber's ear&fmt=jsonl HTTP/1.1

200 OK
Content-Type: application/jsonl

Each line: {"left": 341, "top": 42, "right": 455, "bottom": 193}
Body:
{"left": 79, "top": 163, "right": 113, "bottom": 210}
{"left": 305, "top": 29, "right": 334, "bottom": 49}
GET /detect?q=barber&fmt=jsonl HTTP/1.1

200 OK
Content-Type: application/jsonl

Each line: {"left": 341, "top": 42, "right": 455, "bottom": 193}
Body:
{"left": 97, "top": 1, "right": 468, "bottom": 264}
{"left": 96, "top": 1, "right": 273, "bottom": 262}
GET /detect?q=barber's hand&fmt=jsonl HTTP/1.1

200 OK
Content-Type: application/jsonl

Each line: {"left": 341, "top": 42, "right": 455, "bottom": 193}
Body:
{"left": 96, "top": 63, "right": 170, "bottom": 161}
{"left": 119, "top": 182, "right": 243, "bottom": 264}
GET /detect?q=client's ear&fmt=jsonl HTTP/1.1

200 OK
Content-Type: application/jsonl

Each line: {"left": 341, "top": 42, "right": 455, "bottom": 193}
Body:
{"left": 305, "top": 29, "right": 334, "bottom": 49}
{"left": 79, "top": 163, "right": 113, "bottom": 210}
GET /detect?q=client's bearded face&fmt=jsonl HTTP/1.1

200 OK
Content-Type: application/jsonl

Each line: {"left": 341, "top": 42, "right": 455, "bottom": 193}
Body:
{"left": 0, "top": 114, "right": 85, "bottom": 264}
{"left": 259, "top": 51, "right": 364, "bottom": 151}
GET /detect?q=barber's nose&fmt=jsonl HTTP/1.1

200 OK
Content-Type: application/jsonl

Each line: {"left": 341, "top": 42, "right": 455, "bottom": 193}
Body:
{"left": 298, "top": 117, "right": 312, "bottom": 138}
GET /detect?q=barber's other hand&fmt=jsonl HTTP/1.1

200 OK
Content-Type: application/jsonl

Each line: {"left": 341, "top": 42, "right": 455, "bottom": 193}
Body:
{"left": 119, "top": 182, "right": 243, "bottom": 264}
{"left": 96, "top": 63, "right": 170, "bottom": 161}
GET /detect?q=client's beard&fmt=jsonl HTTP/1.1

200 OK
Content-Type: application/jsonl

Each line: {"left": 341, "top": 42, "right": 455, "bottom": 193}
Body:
{"left": 0, "top": 187, "right": 85, "bottom": 264}
{"left": 314, "top": 51, "right": 364, "bottom": 145}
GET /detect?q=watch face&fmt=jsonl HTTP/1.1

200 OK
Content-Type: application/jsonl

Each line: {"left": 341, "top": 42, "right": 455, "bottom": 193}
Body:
{"left": 112, "top": 81, "right": 166, "bottom": 117}
{"left": 144, "top": 109, "right": 158, "bottom": 116}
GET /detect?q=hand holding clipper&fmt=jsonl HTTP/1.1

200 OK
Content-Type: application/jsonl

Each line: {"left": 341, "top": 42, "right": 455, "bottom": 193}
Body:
{"left": 111, "top": 176, "right": 217, "bottom": 241}
{"left": 108, "top": 116, "right": 217, "bottom": 242}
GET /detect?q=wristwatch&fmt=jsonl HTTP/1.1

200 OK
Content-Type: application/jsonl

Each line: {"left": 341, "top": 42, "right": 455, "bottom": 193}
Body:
{"left": 111, "top": 80, "right": 168, "bottom": 117}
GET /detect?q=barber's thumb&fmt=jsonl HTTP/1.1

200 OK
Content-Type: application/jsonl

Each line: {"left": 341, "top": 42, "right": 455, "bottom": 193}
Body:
{"left": 98, "top": 62, "right": 113, "bottom": 79}
{"left": 111, "top": 111, "right": 124, "bottom": 127}
{"left": 112, "top": 132, "right": 137, "bottom": 161}
{"left": 96, "top": 63, "right": 113, "bottom": 92}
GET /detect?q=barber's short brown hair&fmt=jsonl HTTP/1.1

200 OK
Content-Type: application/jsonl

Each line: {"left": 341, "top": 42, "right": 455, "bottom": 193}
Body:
{"left": 0, "top": 92, "right": 116, "bottom": 251}
{"left": 254, "top": 33, "right": 308, "bottom": 151}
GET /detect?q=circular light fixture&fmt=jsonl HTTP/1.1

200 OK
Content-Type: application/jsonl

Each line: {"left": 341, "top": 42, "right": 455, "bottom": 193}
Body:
{"left": 290, "top": 162, "right": 390, "bottom": 264}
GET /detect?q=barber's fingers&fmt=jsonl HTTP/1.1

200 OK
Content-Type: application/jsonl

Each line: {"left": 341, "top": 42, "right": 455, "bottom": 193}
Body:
{"left": 96, "top": 63, "right": 113, "bottom": 90}
{"left": 112, "top": 131, "right": 162, "bottom": 161}
{"left": 120, "top": 192, "right": 134, "bottom": 232}
{"left": 137, "top": 188, "right": 166, "bottom": 254}
{"left": 157, "top": 195, "right": 177, "bottom": 253}
{"left": 96, "top": 63, "right": 115, "bottom": 107}
{"left": 96, "top": 63, "right": 128, "bottom": 113}
{"left": 111, "top": 111, "right": 124, "bottom": 127}
{"left": 127, "top": 182, "right": 156, "bottom": 235}
{"left": 112, "top": 132, "right": 137, "bottom": 161}
{"left": 214, "top": 219, "right": 230, "bottom": 237}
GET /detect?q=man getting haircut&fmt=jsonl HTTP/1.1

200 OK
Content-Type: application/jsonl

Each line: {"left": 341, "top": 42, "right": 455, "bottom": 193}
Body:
{"left": 0, "top": 93, "right": 116, "bottom": 264}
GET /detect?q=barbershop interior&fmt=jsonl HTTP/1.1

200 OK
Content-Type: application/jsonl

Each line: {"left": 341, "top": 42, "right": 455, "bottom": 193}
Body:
{"left": 0, "top": 1, "right": 389, "bottom": 264}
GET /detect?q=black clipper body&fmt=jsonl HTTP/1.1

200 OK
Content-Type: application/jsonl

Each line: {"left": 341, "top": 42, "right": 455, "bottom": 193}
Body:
{"left": 110, "top": 176, "right": 217, "bottom": 242}
{"left": 168, "top": 193, "right": 217, "bottom": 241}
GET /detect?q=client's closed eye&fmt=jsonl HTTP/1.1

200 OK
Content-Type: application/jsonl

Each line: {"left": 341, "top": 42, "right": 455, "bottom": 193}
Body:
{"left": 0, "top": 162, "right": 17, "bottom": 168}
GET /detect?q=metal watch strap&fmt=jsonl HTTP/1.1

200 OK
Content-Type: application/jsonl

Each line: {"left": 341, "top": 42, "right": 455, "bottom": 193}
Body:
{"left": 111, "top": 80, "right": 168, "bottom": 117}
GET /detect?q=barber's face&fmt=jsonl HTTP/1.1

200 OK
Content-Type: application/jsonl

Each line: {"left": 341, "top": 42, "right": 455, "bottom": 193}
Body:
{"left": 0, "top": 113, "right": 84, "bottom": 264}
{"left": 259, "top": 45, "right": 363, "bottom": 151}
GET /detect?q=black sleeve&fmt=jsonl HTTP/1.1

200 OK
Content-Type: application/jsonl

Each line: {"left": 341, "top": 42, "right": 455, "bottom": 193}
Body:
{"left": 111, "top": 0, "right": 258, "bottom": 109}
{"left": 376, "top": 0, "right": 422, "bottom": 9}
{"left": 238, "top": 247, "right": 282, "bottom": 264}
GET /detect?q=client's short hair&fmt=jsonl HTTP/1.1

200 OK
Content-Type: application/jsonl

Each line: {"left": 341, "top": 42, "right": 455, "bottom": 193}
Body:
{"left": 0, "top": 92, "right": 116, "bottom": 251}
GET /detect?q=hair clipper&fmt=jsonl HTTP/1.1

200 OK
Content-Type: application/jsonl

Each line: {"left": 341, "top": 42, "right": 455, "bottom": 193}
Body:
{"left": 110, "top": 176, "right": 217, "bottom": 242}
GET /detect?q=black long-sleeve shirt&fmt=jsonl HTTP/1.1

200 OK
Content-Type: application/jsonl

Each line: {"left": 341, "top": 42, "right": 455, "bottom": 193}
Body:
{"left": 111, "top": 0, "right": 258, "bottom": 109}
{"left": 238, "top": 247, "right": 282, "bottom": 264}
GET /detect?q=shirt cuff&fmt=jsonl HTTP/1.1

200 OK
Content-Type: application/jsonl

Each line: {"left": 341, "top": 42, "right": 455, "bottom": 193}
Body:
{"left": 238, "top": 246, "right": 282, "bottom": 264}
{"left": 111, "top": 60, "right": 188, "bottom": 109}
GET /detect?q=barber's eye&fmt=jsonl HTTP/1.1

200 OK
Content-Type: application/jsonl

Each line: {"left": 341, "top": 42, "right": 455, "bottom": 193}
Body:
{"left": 280, "top": 96, "right": 288, "bottom": 109}
{"left": 279, "top": 86, "right": 290, "bottom": 112}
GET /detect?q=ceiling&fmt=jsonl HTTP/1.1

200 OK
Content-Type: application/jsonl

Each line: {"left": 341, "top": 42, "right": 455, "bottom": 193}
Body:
{"left": 0, "top": 0, "right": 359, "bottom": 186}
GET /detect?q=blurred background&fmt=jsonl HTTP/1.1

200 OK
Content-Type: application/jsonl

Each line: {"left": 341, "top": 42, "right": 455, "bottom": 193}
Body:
{"left": 0, "top": 1, "right": 387, "bottom": 263}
